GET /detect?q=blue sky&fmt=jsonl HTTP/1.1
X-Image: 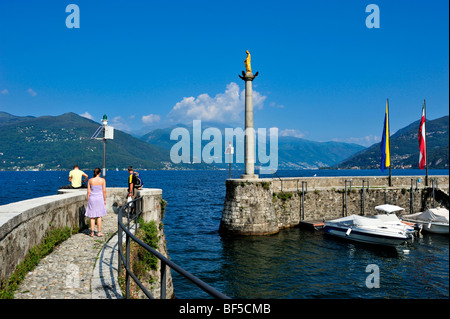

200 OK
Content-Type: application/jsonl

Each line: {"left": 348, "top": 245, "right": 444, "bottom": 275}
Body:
{"left": 0, "top": 0, "right": 448, "bottom": 146}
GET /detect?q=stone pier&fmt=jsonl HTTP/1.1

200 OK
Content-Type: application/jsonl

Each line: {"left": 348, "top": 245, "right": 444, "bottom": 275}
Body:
{"left": 220, "top": 178, "right": 278, "bottom": 236}
{"left": 219, "top": 175, "right": 449, "bottom": 236}
{"left": 0, "top": 187, "right": 173, "bottom": 299}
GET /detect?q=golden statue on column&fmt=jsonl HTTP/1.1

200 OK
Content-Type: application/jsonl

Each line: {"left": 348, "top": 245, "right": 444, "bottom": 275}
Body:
{"left": 244, "top": 50, "right": 251, "bottom": 73}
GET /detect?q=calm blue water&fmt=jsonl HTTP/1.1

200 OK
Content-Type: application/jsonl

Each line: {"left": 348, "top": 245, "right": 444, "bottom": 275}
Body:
{"left": 0, "top": 169, "right": 448, "bottom": 299}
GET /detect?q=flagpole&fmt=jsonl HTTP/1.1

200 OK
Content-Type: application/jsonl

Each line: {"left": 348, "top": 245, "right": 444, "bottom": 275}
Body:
{"left": 424, "top": 99, "right": 428, "bottom": 186}
{"left": 387, "top": 98, "right": 392, "bottom": 186}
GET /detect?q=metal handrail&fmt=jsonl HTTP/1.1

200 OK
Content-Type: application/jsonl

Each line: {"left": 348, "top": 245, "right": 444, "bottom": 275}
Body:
{"left": 117, "top": 197, "right": 230, "bottom": 299}
{"left": 271, "top": 169, "right": 283, "bottom": 192}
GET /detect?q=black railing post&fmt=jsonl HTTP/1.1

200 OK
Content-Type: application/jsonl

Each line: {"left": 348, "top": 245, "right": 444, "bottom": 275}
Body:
{"left": 118, "top": 219, "right": 122, "bottom": 274}
{"left": 361, "top": 180, "right": 369, "bottom": 216}
{"left": 125, "top": 232, "right": 131, "bottom": 299}
{"left": 301, "top": 181, "right": 307, "bottom": 220}
{"left": 344, "top": 180, "right": 351, "bottom": 216}
{"left": 160, "top": 261, "right": 167, "bottom": 299}
{"left": 432, "top": 179, "right": 436, "bottom": 208}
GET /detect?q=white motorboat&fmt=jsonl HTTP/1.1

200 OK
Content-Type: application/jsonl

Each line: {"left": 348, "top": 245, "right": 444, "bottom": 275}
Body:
{"left": 323, "top": 214, "right": 411, "bottom": 246}
{"left": 402, "top": 207, "right": 449, "bottom": 235}
{"left": 372, "top": 204, "right": 416, "bottom": 235}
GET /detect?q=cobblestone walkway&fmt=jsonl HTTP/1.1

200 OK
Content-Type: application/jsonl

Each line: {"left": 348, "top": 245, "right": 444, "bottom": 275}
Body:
{"left": 14, "top": 212, "right": 120, "bottom": 299}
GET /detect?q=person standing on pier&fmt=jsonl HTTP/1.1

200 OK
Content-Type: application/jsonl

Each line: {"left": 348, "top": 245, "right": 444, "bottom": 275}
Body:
{"left": 127, "top": 166, "right": 141, "bottom": 201}
{"left": 85, "top": 168, "right": 107, "bottom": 237}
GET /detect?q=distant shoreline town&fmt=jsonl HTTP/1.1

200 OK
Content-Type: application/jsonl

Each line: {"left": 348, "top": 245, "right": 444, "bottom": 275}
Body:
{"left": 1, "top": 112, "right": 448, "bottom": 172}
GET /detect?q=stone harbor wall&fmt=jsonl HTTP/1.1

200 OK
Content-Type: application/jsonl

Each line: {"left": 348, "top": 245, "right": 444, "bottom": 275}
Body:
{"left": 220, "top": 175, "right": 449, "bottom": 236}
{"left": 0, "top": 191, "right": 86, "bottom": 284}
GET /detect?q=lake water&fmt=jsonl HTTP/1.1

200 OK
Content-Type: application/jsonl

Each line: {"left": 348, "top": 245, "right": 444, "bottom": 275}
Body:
{"left": 0, "top": 169, "right": 448, "bottom": 299}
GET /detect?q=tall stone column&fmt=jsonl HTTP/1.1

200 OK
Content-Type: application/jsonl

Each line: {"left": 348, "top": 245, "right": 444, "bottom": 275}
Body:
{"left": 240, "top": 71, "right": 258, "bottom": 179}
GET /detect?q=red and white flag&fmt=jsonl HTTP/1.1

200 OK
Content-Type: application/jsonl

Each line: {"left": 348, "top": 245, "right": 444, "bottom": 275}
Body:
{"left": 418, "top": 103, "right": 426, "bottom": 169}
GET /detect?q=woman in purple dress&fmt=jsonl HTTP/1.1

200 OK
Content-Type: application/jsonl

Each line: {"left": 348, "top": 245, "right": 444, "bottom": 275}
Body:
{"left": 85, "top": 168, "right": 107, "bottom": 237}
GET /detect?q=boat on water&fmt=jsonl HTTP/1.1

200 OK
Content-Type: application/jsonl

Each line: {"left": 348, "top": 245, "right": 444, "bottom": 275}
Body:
{"left": 402, "top": 207, "right": 449, "bottom": 235}
{"left": 323, "top": 214, "right": 412, "bottom": 246}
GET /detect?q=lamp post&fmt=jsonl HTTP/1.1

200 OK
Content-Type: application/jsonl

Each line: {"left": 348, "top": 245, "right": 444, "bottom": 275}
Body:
{"left": 91, "top": 114, "right": 114, "bottom": 178}
{"left": 101, "top": 115, "right": 107, "bottom": 177}
{"left": 225, "top": 141, "right": 234, "bottom": 179}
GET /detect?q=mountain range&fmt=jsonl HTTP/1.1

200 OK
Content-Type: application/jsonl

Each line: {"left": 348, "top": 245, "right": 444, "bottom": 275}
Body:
{"left": 0, "top": 111, "right": 448, "bottom": 171}
{"left": 140, "top": 122, "right": 365, "bottom": 169}
{"left": 0, "top": 112, "right": 168, "bottom": 171}
{"left": 337, "top": 115, "right": 449, "bottom": 169}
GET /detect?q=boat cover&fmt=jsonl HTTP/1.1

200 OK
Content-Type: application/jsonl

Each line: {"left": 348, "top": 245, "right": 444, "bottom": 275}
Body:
{"left": 375, "top": 204, "right": 405, "bottom": 214}
{"left": 326, "top": 215, "right": 387, "bottom": 227}
{"left": 403, "top": 207, "right": 449, "bottom": 224}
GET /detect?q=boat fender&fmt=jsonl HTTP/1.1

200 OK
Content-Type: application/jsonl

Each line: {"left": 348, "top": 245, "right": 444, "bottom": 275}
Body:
{"left": 346, "top": 228, "right": 352, "bottom": 236}
{"left": 427, "top": 222, "right": 432, "bottom": 229}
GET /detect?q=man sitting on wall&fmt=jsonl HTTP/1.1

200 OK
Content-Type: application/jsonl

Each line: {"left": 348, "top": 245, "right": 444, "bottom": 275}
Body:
{"left": 60, "top": 165, "right": 88, "bottom": 189}
{"left": 69, "top": 165, "right": 88, "bottom": 188}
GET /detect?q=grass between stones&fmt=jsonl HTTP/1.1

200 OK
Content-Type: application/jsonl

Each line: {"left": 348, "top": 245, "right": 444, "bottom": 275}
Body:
{"left": 0, "top": 227, "right": 73, "bottom": 299}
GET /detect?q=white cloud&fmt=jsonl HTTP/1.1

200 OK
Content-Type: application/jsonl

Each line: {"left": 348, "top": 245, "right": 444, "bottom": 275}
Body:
{"left": 270, "top": 101, "right": 284, "bottom": 108}
{"left": 110, "top": 116, "right": 130, "bottom": 132}
{"left": 279, "top": 129, "right": 305, "bottom": 138}
{"left": 1, "top": 89, "right": 8, "bottom": 95}
{"left": 142, "top": 114, "right": 161, "bottom": 124}
{"left": 27, "top": 88, "right": 37, "bottom": 97}
{"left": 80, "top": 112, "right": 94, "bottom": 120}
{"left": 168, "top": 82, "right": 266, "bottom": 123}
